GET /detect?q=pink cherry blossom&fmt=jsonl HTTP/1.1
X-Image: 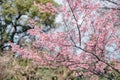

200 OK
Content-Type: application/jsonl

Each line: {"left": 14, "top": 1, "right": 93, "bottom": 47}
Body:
{"left": 10, "top": 0, "right": 120, "bottom": 79}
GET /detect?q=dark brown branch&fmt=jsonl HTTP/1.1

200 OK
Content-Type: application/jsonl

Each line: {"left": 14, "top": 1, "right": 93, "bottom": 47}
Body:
{"left": 102, "top": 0, "right": 118, "bottom": 5}
{"left": 75, "top": 45, "right": 120, "bottom": 74}
{"left": 67, "top": 0, "right": 82, "bottom": 46}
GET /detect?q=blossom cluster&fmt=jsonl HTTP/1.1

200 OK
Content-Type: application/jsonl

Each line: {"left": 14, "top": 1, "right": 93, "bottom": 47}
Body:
{"left": 34, "top": 1, "right": 56, "bottom": 15}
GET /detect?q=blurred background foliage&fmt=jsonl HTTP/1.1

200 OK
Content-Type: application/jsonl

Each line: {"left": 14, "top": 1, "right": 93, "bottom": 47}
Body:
{"left": 0, "top": 51, "right": 120, "bottom": 80}
{"left": 2, "top": 0, "right": 57, "bottom": 24}
{"left": 0, "top": 0, "right": 58, "bottom": 51}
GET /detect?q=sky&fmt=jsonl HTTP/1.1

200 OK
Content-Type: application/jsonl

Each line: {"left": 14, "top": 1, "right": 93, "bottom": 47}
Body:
{"left": 54, "top": 0, "right": 63, "bottom": 5}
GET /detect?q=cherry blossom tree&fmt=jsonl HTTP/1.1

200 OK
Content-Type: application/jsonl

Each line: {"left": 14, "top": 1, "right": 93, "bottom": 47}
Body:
{"left": 10, "top": 0, "right": 120, "bottom": 79}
